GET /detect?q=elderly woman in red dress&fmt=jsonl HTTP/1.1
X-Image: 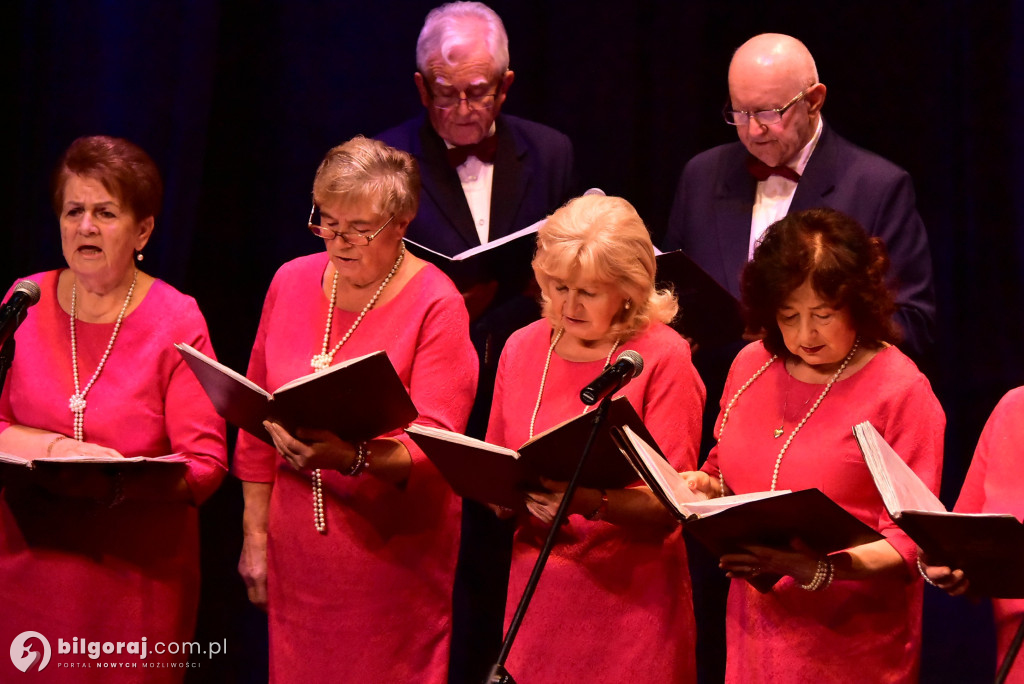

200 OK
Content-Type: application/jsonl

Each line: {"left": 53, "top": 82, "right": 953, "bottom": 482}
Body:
{"left": 486, "top": 194, "right": 705, "bottom": 681}
{"left": 920, "top": 388, "right": 1024, "bottom": 683}
{"left": 682, "top": 208, "right": 944, "bottom": 683}
{"left": 0, "top": 135, "right": 227, "bottom": 682}
{"left": 233, "top": 136, "right": 477, "bottom": 683}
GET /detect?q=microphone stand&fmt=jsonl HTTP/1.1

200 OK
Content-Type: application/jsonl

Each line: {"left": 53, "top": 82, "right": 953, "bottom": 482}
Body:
{"left": 995, "top": 616, "right": 1024, "bottom": 684}
{"left": 487, "top": 392, "right": 614, "bottom": 684}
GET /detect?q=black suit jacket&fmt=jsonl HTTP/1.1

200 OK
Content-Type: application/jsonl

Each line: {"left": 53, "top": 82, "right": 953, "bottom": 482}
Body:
{"left": 663, "top": 124, "right": 935, "bottom": 359}
{"left": 378, "top": 112, "right": 576, "bottom": 255}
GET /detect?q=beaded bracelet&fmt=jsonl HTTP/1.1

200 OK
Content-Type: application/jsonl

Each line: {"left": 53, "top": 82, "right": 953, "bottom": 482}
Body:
{"left": 799, "top": 557, "right": 834, "bottom": 591}
{"left": 916, "top": 557, "right": 940, "bottom": 587}
{"left": 583, "top": 489, "right": 609, "bottom": 521}
{"left": 342, "top": 442, "right": 370, "bottom": 477}
{"left": 46, "top": 434, "right": 70, "bottom": 458}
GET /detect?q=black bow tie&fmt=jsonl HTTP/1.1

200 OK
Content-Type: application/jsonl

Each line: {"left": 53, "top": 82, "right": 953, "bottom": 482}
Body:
{"left": 446, "top": 135, "right": 499, "bottom": 167}
{"left": 746, "top": 154, "right": 801, "bottom": 183}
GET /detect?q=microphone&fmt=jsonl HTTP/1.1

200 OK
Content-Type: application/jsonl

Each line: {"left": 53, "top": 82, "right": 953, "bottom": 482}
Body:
{"left": 580, "top": 350, "right": 644, "bottom": 406}
{"left": 0, "top": 280, "right": 42, "bottom": 347}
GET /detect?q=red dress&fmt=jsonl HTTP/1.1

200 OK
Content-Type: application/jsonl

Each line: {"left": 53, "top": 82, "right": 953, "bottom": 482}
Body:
{"left": 0, "top": 270, "right": 228, "bottom": 683}
{"left": 487, "top": 319, "right": 705, "bottom": 682}
{"left": 702, "top": 342, "right": 944, "bottom": 683}
{"left": 232, "top": 253, "right": 477, "bottom": 684}
{"left": 954, "top": 387, "right": 1024, "bottom": 684}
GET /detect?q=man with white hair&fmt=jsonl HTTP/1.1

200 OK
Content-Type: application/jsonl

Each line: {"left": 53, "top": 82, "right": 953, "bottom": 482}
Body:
{"left": 379, "top": 1, "right": 574, "bottom": 276}
{"left": 378, "top": 5, "right": 576, "bottom": 682}
{"left": 663, "top": 33, "right": 934, "bottom": 360}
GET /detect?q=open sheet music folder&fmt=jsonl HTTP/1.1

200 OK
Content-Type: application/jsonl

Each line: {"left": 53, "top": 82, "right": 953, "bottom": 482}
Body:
{"left": 407, "top": 396, "right": 656, "bottom": 510}
{"left": 854, "top": 420, "right": 1024, "bottom": 597}
{"left": 614, "top": 424, "right": 884, "bottom": 592}
{"left": 176, "top": 343, "right": 418, "bottom": 446}
{"left": 654, "top": 249, "right": 745, "bottom": 350}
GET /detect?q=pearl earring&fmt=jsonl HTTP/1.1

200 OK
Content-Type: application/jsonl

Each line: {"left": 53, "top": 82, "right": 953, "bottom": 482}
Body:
{"left": 136, "top": 252, "right": 144, "bottom": 262}
{"left": 624, "top": 299, "right": 631, "bottom": 310}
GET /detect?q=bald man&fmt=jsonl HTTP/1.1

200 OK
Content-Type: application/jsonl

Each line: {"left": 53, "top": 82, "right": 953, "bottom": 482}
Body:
{"left": 663, "top": 33, "right": 934, "bottom": 360}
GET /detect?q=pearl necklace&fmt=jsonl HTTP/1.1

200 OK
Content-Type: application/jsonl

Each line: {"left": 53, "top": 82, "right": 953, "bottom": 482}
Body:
{"left": 309, "top": 243, "right": 405, "bottom": 533}
{"left": 528, "top": 327, "right": 621, "bottom": 438}
{"left": 717, "top": 339, "right": 860, "bottom": 493}
{"left": 310, "top": 242, "right": 405, "bottom": 372}
{"left": 69, "top": 270, "right": 139, "bottom": 442}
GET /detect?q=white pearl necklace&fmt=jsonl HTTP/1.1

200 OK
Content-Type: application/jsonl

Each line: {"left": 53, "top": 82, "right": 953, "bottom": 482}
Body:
{"left": 69, "top": 269, "right": 139, "bottom": 442}
{"left": 310, "top": 242, "right": 405, "bottom": 372}
{"left": 309, "top": 243, "right": 405, "bottom": 533}
{"left": 717, "top": 339, "right": 860, "bottom": 493}
{"left": 528, "top": 327, "right": 621, "bottom": 438}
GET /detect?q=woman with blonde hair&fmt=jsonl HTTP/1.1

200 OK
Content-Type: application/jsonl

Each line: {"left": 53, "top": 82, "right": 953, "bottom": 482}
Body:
{"left": 486, "top": 193, "right": 705, "bottom": 681}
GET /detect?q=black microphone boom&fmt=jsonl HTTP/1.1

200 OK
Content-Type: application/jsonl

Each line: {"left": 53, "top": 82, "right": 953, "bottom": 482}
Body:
{"left": 0, "top": 280, "right": 42, "bottom": 347}
{"left": 579, "top": 350, "right": 644, "bottom": 405}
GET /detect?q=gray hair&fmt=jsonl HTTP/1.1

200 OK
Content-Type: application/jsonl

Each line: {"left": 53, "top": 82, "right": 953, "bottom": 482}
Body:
{"left": 312, "top": 136, "right": 420, "bottom": 222}
{"left": 416, "top": 2, "right": 509, "bottom": 77}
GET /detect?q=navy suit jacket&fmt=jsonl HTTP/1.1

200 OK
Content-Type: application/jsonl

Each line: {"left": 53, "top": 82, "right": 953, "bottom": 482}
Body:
{"left": 663, "top": 123, "right": 935, "bottom": 359}
{"left": 378, "top": 113, "right": 576, "bottom": 256}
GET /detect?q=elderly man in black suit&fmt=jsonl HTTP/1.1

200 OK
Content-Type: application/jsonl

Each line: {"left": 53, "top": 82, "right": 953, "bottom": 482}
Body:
{"left": 378, "top": 4, "right": 577, "bottom": 682}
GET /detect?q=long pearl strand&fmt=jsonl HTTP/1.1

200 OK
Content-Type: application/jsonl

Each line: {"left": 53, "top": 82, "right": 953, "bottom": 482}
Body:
{"left": 69, "top": 269, "right": 139, "bottom": 442}
{"left": 717, "top": 339, "right": 860, "bottom": 494}
{"left": 528, "top": 327, "right": 621, "bottom": 438}
{"left": 309, "top": 243, "right": 405, "bottom": 533}
{"left": 310, "top": 242, "right": 405, "bottom": 372}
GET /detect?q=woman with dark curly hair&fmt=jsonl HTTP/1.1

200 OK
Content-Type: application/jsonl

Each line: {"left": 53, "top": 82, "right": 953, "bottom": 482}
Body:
{"left": 681, "top": 208, "right": 944, "bottom": 683}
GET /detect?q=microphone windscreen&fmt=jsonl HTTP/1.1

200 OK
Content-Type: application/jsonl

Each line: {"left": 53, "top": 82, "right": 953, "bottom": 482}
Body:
{"left": 13, "top": 280, "right": 41, "bottom": 305}
{"left": 616, "top": 350, "right": 644, "bottom": 377}
{"left": 583, "top": 187, "right": 606, "bottom": 196}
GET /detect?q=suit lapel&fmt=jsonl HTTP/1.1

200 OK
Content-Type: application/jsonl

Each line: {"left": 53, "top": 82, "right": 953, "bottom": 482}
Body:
{"left": 714, "top": 145, "right": 758, "bottom": 296}
{"left": 489, "top": 117, "right": 529, "bottom": 240}
{"left": 791, "top": 124, "right": 837, "bottom": 212}
{"left": 416, "top": 120, "right": 481, "bottom": 248}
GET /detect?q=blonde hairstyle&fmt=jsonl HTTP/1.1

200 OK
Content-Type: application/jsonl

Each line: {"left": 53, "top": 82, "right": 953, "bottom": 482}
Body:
{"left": 533, "top": 195, "right": 678, "bottom": 342}
{"left": 312, "top": 136, "right": 420, "bottom": 221}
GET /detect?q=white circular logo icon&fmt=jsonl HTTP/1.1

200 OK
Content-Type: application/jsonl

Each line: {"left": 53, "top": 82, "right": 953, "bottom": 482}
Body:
{"left": 10, "top": 631, "right": 51, "bottom": 673}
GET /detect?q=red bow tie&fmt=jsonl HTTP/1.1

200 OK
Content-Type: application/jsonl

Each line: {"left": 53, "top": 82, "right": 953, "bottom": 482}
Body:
{"left": 446, "top": 135, "right": 499, "bottom": 167}
{"left": 746, "top": 155, "right": 801, "bottom": 183}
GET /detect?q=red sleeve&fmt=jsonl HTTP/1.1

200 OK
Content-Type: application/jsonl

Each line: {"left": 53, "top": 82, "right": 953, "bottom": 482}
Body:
{"left": 638, "top": 332, "right": 704, "bottom": 472}
{"left": 875, "top": 370, "right": 945, "bottom": 574}
{"left": 231, "top": 274, "right": 279, "bottom": 484}
{"left": 168, "top": 303, "right": 228, "bottom": 504}
{"left": 391, "top": 288, "right": 478, "bottom": 487}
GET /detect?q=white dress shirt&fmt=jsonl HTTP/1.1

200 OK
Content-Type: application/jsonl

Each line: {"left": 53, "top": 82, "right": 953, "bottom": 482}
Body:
{"left": 748, "top": 117, "right": 824, "bottom": 260}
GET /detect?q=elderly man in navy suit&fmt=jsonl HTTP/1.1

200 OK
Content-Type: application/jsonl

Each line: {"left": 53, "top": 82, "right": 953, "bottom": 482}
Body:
{"left": 378, "top": 4, "right": 576, "bottom": 682}
{"left": 663, "top": 33, "right": 934, "bottom": 360}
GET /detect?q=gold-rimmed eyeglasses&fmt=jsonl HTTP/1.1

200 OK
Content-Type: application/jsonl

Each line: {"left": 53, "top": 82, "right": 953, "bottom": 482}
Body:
{"left": 308, "top": 205, "right": 395, "bottom": 245}
{"left": 723, "top": 88, "right": 810, "bottom": 126}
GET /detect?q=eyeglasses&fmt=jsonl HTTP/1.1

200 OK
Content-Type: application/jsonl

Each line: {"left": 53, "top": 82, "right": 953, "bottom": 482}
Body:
{"left": 425, "top": 79, "right": 502, "bottom": 111}
{"left": 723, "top": 88, "right": 809, "bottom": 126}
{"left": 308, "top": 205, "right": 395, "bottom": 245}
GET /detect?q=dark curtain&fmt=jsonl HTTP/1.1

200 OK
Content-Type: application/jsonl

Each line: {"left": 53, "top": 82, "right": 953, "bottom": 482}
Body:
{"left": 7, "top": 1, "right": 1022, "bottom": 682}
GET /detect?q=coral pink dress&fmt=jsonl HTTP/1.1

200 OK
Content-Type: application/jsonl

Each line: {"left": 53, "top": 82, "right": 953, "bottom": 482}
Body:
{"left": 487, "top": 319, "right": 704, "bottom": 682}
{"left": 702, "top": 342, "right": 944, "bottom": 684}
{"left": 0, "top": 270, "right": 227, "bottom": 683}
{"left": 954, "top": 387, "right": 1024, "bottom": 684}
{"left": 232, "top": 253, "right": 477, "bottom": 684}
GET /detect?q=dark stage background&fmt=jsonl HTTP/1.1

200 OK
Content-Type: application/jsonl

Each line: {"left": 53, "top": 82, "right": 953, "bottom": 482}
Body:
{"left": 7, "top": 1, "right": 1023, "bottom": 682}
